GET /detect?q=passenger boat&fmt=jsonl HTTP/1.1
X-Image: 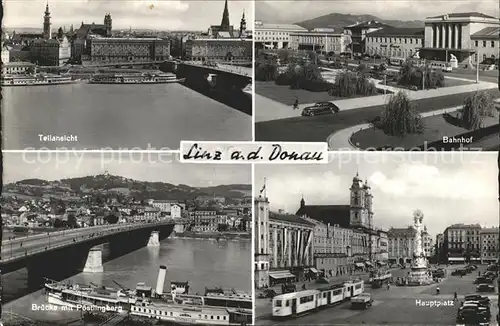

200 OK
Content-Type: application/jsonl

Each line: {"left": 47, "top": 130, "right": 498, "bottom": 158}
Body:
{"left": 0, "top": 74, "right": 79, "bottom": 86}
{"left": 131, "top": 299, "right": 251, "bottom": 325}
{"left": 44, "top": 265, "right": 252, "bottom": 324}
{"left": 89, "top": 72, "right": 184, "bottom": 84}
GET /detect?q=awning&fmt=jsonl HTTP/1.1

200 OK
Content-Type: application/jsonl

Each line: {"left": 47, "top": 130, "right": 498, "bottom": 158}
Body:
{"left": 309, "top": 268, "right": 319, "bottom": 274}
{"left": 449, "top": 257, "right": 465, "bottom": 261}
{"left": 269, "top": 271, "right": 295, "bottom": 279}
{"left": 365, "top": 261, "right": 373, "bottom": 266}
{"left": 355, "top": 263, "right": 365, "bottom": 268}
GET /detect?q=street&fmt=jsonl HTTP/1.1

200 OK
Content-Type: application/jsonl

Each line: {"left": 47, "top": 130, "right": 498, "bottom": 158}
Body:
{"left": 255, "top": 88, "right": 500, "bottom": 142}
{"left": 256, "top": 265, "right": 499, "bottom": 325}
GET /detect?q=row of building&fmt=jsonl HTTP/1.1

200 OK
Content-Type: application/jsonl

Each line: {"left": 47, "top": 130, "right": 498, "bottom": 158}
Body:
{"left": 435, "top": 224, "right": 499, "bottom": 264}
{"left": 254, "top": 11, "right": 500, "bottom": 65}
{"left": 1, "top": 0, "right": 252, "bottom": 68}
{"left": 254, "top": 173, "right": 391, "bottom": 288}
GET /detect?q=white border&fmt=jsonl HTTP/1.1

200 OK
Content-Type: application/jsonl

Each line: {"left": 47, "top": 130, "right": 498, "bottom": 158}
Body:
{"left": 251, "top": 162, "right": 256, "bottom": 326}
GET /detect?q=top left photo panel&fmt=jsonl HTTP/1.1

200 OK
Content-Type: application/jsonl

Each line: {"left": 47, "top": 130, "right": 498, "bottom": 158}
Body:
{"left": 2, "top": 0, "right": 253, "bottom": 151}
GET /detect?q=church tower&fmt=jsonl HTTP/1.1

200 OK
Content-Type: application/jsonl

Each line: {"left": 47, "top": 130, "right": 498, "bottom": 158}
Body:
{"left": 220, "top": 0, "right": 230, "bottom": 30}
{"left": 104, "top": 13, "right": 112, "bottom": 37}
{"left": 364, "top": 179, "right": 374, "bottom": 229}
{"left": 239, "top": 11, "right": 247, "bottom": 38}
{"left": 349, "top": 173, "right": 368, "bottom": 228}
{"left": 254, "top": 180, "right": 270, "bottom": 289}
{"left": 43, "top": 2, "right": 52, "bottom": 40}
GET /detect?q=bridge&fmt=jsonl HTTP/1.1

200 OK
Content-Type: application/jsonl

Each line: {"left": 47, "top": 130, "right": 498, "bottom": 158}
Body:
{"left": 0, "top": 220, "right": 175, "bottom": 288}
{"left": 79, "top": 60, "right": 251, "bottom": 78}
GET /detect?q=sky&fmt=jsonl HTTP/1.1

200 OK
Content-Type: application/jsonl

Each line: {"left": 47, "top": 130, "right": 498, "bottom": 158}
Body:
{"left": 3, "top": 0, "right": 253, "bottom": 31}
{"left": 2, "top": 152, "right": 251, "bottom": 187}
{"left": 255, "top": 153, "right": 499, "bottom": 239}
{"left": 255, "top": 0, "right": 499, "bottom": 23}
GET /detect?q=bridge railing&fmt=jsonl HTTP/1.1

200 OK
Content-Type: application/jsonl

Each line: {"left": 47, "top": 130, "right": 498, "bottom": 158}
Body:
{"left": 1, "top": 220, "right": 175, "bottom": 262}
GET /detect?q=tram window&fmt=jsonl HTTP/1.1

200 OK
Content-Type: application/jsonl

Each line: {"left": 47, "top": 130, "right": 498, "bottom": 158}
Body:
{"left": 355, "top": 284, "right": 362, "bottom": 289}
{"left": 286, "top": 300, "right": 290, "bottom": 307}
{"left": 323, "top": 292, "right": 327, "bottom": 298}
{"left": 205, "top": 315, "right": 208, "bottom": 319}
{"left": 275, "top": 300, "right": 282, "bottom": 307}
{"left": 211, "top": 316, "right": 214, "bottom": 319}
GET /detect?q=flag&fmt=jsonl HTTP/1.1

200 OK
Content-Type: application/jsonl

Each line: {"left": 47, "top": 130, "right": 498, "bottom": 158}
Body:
{"left": 260, "top": 184, "right": 266, "bottom": 194}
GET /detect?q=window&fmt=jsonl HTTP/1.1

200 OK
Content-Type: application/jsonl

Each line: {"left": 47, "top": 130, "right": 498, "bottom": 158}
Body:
{"left": 491, "top": 41, "right": 495, "bottom": 47}
{"left": 275, "top": 300, "right": 282, "bottom": 307}
{"left": 483, "top": 41, "right": 487, "bottom": 47}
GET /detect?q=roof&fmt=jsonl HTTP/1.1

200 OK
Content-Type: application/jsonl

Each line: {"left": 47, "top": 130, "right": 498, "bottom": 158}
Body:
{"left": 387, "top": 227, "right": 416, "bottom": 237}
{"left": 269, "top": 211, "right": 314, "bottom": 227}
{"left": 91, "top": 38, "right": 167, "bottom": 42}
{"left": 296, "top": 205, "right": 350, "bottom": 228}
{"left": 254, "top": 22, "right": 307, "bottom": 32}
{"left": 427, "top": 12, "right": 497, "bottom": 19}
{"left": 3, "top": 62, "right": 36, "bottom": 66}
{"left": 471, "top": 27, "right": 500, "bottom": 40}
{"left": 480, "top": 228, "right": 499, "bottom": 234}
{"left": 75, "top": 24, "right": 107, "bottom": 39}
{"left": 368, "top": 27, "right": 425, "bottom": 37}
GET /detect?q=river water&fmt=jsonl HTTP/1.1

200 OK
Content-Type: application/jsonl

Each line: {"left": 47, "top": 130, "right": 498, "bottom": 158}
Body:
{"left": 2, "top": 238, "right": 251, "bottom": 324}
{"left": 2, "top": 83, "right": 251, "bottom": 150}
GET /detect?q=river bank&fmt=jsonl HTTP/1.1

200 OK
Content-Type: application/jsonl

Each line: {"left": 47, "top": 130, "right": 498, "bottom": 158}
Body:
{"left": 172, "top": 232, "right": 250, "bottom": 241}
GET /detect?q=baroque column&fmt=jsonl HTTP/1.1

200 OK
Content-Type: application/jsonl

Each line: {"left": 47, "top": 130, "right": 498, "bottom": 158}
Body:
{"left": 455, "top": 24, "right": 460, "bottom": 49}
{"left": 448, "top": 24, "right": 452, "bottom": 49}
{"left": 436, "top": 24, "right": 441, "bottom": 48}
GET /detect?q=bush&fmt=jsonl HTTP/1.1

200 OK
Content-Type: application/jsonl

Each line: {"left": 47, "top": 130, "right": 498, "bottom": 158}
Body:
{"left": 373, "top": 91, "right": 424, "bottom": 137}
{"left": 329, "top": 71, "right": 377, "bottom": 98}
{"left": 300, "top": 79, "right": 332, "bottom": 92}
{"left": 461, "top": 91, "right": 496, "bottom": 130}
{"left": 275, "top": 62, "right": 325, "bottom": 90}
{"left": 255, "top": 62, "right": 278, "bottom": 81}
{"left": 398, "top": 62, "right": 445, "bottom": 89}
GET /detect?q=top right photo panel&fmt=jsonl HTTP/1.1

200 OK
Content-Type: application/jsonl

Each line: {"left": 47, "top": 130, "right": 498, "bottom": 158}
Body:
{"left": 254, "top": 1, "right": 500, "bottom": 151}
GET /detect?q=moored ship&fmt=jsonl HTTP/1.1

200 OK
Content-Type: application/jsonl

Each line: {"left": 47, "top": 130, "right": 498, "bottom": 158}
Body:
{"left": 0, "top": 74, "right": 80, "bottom": 86}
{"left": 89, "top": 72, "right": 184, "bottom": 84}
{"left": 44, "top": 265, "right": 252, "bottom": 325}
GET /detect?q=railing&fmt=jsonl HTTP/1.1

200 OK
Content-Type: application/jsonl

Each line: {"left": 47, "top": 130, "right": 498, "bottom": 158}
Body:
{"left": 1, "top": 220, "right": 174, "bottom": 263}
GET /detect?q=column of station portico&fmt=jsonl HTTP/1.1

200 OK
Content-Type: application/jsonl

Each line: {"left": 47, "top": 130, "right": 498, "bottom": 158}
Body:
{"left": 430, "top": 22, "right": 462, "bottom": 52}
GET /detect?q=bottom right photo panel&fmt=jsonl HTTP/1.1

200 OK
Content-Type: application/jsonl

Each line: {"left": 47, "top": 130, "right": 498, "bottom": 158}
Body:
{"left": 254, "top": 152, "right": 498, "bottom": 325}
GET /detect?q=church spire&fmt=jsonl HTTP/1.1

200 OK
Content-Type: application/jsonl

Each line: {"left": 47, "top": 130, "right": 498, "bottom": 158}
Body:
{"left": 300, "top": 194, "right": 305, "bottom": 208}
{"left": 220, "top": 0, "right": 230, "bottom": 28}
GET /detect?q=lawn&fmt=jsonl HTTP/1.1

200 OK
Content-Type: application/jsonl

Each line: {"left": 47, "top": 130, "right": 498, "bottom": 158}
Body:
{"left": 383, "top": 77, "right": 474, "bottom": 91}
{"left": 350, "top": 111, "right": 498, "bottom": 150}
{"left": 256, "top": 81, "right": 388, "bottom": 106}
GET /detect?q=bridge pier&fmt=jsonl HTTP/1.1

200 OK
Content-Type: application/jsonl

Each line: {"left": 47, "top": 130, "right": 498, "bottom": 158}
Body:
{"left": 147, "top": 231, "right": 160, "bottom": 247}
{"left": 174, "top": 224, "right": 185, "bottom": 234}
{"left": 83, "top": 247, "right": 104, "bottom": 273}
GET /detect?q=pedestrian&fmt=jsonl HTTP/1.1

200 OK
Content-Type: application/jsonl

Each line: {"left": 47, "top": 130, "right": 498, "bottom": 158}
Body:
{"left": 387, "top": 283, "right": 390, "bottom": 291}
{"left": 454, "top": 292, "right": 458, "bottom": 301}
{"left": 293, "top": 98, "right": 299, "bottom": 110}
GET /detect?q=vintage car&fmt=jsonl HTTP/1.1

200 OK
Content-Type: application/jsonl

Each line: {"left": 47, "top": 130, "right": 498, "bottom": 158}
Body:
{"left": 351, "top": 293, "right": 373, "bottom": 309}
{"left": 476, "top": 284, "right": 495, "bottom": 293}
{"left": 301, "top": 102, "right": 340, "bottom": 116}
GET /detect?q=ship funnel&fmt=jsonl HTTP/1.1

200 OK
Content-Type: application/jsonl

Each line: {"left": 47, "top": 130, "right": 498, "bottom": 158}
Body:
{"left": 156, "top": 265, "right": 167, "bottom": 295}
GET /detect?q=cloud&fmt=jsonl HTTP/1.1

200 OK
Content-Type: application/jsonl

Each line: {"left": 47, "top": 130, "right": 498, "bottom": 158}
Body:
{"left": 4, "top": 0, "right": 253, "bottom": 31}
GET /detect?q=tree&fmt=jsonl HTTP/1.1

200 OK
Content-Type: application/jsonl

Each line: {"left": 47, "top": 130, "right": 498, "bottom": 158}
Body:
{"left": 105, "top": 213, "right": 119, "bottom": 224}
{"left": 57, "top": 27, "right": 64, "bottom": 39}
{"left": 277, "top": 49, "right": 290, "bottom": 64}
{"left": 53, "top": 218, "right": 63, "bottom": 228}
{"left": 461, "top": 91, "right": 495, "bottom": 130}
{"left": 398, "top": 61, "right": 445, "bottom": 90}
{"left": 67, "top": 214, "right": 77, "bottom": 228}
{"left": 329, "top": 71, "right": 377, "bottom": 98}
{"left": 372, "top": 91, "right": 424, "bottom": 137}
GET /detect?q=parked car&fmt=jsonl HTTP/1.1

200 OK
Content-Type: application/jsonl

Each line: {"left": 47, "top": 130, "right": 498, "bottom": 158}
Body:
{"left": 464, "top": 294, "right": 490, "bottom": 306}
{"left": 258, "top": 289, "right": 277, "bottom": 298}
{"left": 477, "top": 284, "right": 495, "bottom": 293}
{"left": 457, "top": 307, "right": 490, "bottom": 326}
{"left": 301, "top": 102, "right": 340, "bottom": 116}
{"left": 452, "top": 269, "right": 467, "bottom": 276}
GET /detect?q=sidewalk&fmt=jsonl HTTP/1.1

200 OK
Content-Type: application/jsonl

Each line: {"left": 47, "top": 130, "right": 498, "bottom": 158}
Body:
{"left": 327, "top": 106, "right": 466, "bottom": 150}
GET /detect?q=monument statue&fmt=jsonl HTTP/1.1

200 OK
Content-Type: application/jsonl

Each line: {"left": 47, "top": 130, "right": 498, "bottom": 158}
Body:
{"left": 413, "top": 51, "right": 420, "bottom": 59}
{"left": 407, "top": 210, "right": 434, "bottom": 286}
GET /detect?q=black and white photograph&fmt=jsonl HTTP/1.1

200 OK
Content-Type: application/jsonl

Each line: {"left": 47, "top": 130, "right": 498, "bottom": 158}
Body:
{"left": 254, "top": 1, "right": 500, "bottom": 151}
{"left": 2, "top": 0, "right": 253, "bottom": 150}
{"left": 254, "top": 152, "right": 499, "bottom": 325}
{"left": 0, "top": 153, "right": 252, "bottom": 326}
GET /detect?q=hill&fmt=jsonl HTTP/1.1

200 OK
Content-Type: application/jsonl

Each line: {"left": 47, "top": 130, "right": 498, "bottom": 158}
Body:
{"left": 296, "top": 13, "right": 424, "bottom": 31}
{"left": 6, "top": 174, "right": 251, "bottom": 202}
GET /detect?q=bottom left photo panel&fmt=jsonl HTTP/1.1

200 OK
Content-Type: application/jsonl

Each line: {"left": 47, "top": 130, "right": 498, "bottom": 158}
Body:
{"left": 1, "top": 152, "right": 253, "bottom": 326}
